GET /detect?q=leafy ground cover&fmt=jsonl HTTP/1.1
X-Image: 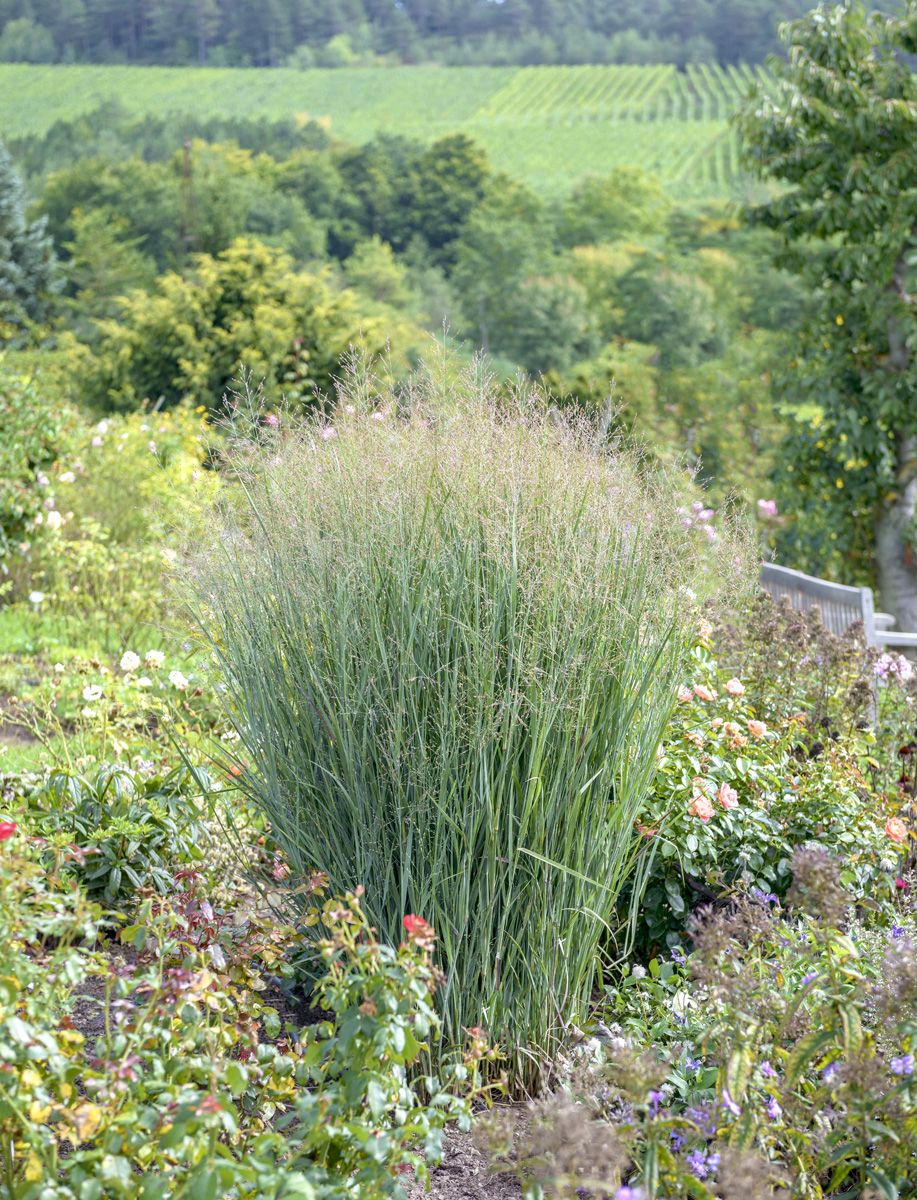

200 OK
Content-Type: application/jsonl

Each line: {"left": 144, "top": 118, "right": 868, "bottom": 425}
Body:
{"left": 0, "top": 61, "right": 760, "bottom": 195}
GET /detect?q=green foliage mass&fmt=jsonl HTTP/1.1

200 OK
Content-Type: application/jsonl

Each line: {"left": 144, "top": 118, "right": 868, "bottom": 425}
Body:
{"left": 75, "top": 237, "right": 389, "bottom": 412}
{"left": 0, "top": 0, "right": 822, "bottom": 68}
{"left": 0, "top": 140, "right": 57, "bottom": 338}
{"left": 737, "top": 0, "right": 917, "bottom": 611}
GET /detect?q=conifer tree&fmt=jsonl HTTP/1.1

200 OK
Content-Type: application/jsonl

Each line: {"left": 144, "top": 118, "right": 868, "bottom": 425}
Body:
{"left": 0, "top": 139, "right": 57, "bottom": 339}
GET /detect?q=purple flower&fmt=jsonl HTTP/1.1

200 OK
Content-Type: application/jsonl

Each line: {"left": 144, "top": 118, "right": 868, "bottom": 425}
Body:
{"left": 890, "top": 1054, "right": 915, "bottom": 1077}
{"left": 722, "top": 1088, "right": 742, "bottom": 1117}
{"left": 670, "top": 1130, "right": 685, "bottom": 1152}
{"left": 686, "top": 1150, "right": 709, "bottom": 1179}
{"left": 750, "top": 886, "right": 779, "bottom": 906}
{"left": 648, "top": 1089, "right": 665, "bottom": 1112}
{"left": 760, "top": 1060, "right": 777, "bottom": 1078}
{"left": 686, "top": 1149, "right": 720, "bottom": 1179}
{"left": 801, "top": 971, "right": 818, "bottom": 987}
{"left": 686, "top": 1056, "right": 702, "bottom": 1071}
{"left": 671, "top": 947, "right": 687, "bottom": 965}
{"left": 757, "top": 498, "right": 778, "bottom": 518}
{"left": 687, "top": 1103, "right": 718, "bottom": 1137}
{"left": 615, "top": 1189, "right": 641, "bottom": 1200}
{"left": 822, "top": 1063, "right": 838, "bottom": 1083}
{"left": 765, "top": 1096, "right": 782, "bottom": 1119}
{"left": 892, "top": 924, "right": 906, "bottom": 940}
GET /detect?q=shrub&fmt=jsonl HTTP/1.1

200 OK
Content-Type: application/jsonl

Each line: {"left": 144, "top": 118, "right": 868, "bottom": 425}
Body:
{"left": 0, "top": 833, "right": 478, "bottom": 1198}
{"left": 482, "top": 852, "right": 917, "bottom": 1197}
{"left": 11, "top": 762, "right": 212, "bottom": 902}
{"left": 187, "top": 358, "right": 748, "bottom": 1087}
{"left": 632, "top": 632, "right": 906, "bottom": 954}
{"left": 0, "top": 362, "right": 79, "bottom": 572}
{"left": 18, "top": 406, "right": 218, "bottom": 646}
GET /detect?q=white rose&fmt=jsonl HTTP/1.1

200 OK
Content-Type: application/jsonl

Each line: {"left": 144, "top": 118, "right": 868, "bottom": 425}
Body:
{"left": 119, "top": 651, "right": 141, "bottom": 673}
{"left": 45, "top": 510, "right": 63, "bottom": 531}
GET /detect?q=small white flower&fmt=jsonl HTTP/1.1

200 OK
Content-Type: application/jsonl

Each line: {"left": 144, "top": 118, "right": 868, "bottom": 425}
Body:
{"left": 82, "top": 684, "right": 103, "bottom": 702}
{"left": 136, "top": 676, "right": 153, "bottom": 689}
{"left": 145, "top": 649, "right": 165, "bottom": 669}
{"left": 45, "top": 510, "right": 63, "bottom": 531}
{"left": 28, "top": 591, "right": 45, "bottom": 605}
{"left": 33, "top": 514, "right": 43, "bottom": 526}
{"left": 53, "top": 662, "right": 65, "bottom": 673}
{"left": 59, "top": 471, "right": 76, "bottom": 484}
{"left": 96, "top": 419, "right": 109, "bottom": 434}
{"left": 169, "top": 670, "right": 189, "bottom": 691}
{"left": 91, "top": 436, "right": 103, "bottom": 447}
{"left": 35, "top": 471, "right": 49, "bottom": 487}
{"left": 631, "top": 965, "right": 647, "bottom": 979}
{"left": 319, "top": 427, "right": 337, "bottom": 441}
{"left": 370, "top": 411, "right": 385, "bottom": 422}
{"left": 119, "top": 650, "right": 141, "bottom": 673}
{"left": 80, "top": 706, "right": 98, "bottom": 719}
{"left": 148, "top": 441, "right": 157, "bottom": 454}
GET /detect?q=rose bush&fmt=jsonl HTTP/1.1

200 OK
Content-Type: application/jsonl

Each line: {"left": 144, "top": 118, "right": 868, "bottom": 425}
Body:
{"left": 630, "top": 632, "right": 907, "bottom": 955}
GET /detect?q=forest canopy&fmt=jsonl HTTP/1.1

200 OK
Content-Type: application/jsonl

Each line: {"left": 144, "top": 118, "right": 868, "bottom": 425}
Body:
{"left": 0, "top": 0, "right": 829, "bottom": 68}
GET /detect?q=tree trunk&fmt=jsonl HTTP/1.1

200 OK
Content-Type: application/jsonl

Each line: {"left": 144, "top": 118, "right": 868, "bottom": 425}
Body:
{"left": 875, "top": 239, "right": 916, "bottom": 628}
{"left": 876, "top": 435, "right": 917, "bottom": 630}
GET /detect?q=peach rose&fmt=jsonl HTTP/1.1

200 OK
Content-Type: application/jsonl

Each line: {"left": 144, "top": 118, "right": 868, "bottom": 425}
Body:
{"left": 725, "top": 678, "right": 745, "bottom": 697}
{"left": 688, "top": 793, "right": 715, "bottom": 821}
{"left": 677, "top": 685, "right": 693, "bottom": 703}
{"left": 717, "top": 782, "right": 739, "bottom": 810}
{"left": 694, "top": 684, "right": 718, "bottom": 703}
{"left": 685, "top": 731, "right": 706, "bottom": 748}
{"left": 723, "top": 721, "right": 741, "bottom": 738}
{"left": 747, "top": 720, "right": 767, "bottom": 739}
{"left": 886, "top": 816, "right": 908, "bottom": 844}
{"left": 710, "top": 717, "right": 724, "bottom": 730}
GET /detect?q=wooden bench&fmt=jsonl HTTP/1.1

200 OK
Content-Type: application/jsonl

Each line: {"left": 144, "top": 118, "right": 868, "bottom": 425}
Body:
{"left": 759, "top": 562, "right": 917, "bottom": 651}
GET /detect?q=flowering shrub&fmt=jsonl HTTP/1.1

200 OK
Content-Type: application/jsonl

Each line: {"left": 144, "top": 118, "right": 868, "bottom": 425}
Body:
{"left": 3, "top": 645, "right": 225, "bottom": 767}
{"left": 483, "top": 849, "right": 917, "bottom": 1197}
{"left": 0, "top": 365, "right": 80, "bottom": 574}
{"left": 0, "top": 836, "right": 480, "bottom": 1198}
{"left": 632, "top": 633, "right": 906, "bottom": 953}
{"left": 717, "top": 591, "right": 917, "bottom": 798}
{"left": 10, "top": 406, "right": 218, "bottom": 647}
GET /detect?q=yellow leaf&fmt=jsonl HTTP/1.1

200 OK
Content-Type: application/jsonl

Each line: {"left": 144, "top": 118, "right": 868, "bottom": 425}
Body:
{"left": 71, "top": 1102, "right": 103, "bottom": 1142}
{"left": 25, "top": 1152, "right": 43, "bottom": 1182}
{"left": 20, "top": 1069, "right": 41, "bottom": 1089}
{"left": 29, "top": 1101, "right": 52, "bottom": 1123}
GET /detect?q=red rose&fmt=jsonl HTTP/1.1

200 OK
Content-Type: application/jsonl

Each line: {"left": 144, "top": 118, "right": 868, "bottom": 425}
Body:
{"left": 402, "top": 914, "right": 436, "bottom": 949}
{"left": 0, "top": 821, "right": 17, "bottom": 842}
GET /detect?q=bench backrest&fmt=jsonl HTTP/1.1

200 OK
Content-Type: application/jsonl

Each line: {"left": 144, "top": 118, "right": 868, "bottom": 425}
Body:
{"left": 760, "top": 562, "right": 877, "bottom": 646}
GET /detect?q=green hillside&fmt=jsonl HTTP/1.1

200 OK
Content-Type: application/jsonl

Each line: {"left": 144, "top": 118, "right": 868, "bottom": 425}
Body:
{"left": 0, "top": 61, "right": 764, "bottom": 195}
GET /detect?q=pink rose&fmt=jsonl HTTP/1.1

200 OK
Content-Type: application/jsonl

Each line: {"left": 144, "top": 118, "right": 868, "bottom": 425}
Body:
{"left": 886, "top": 816, "right": 908, "bottom": 844}
{"left": 694, "top": 684, "right": 717, "bottom": 703}
{"left": 717, "top": 783, "right": 739, "bottom": 810}
{"left": 725, "top": 678, "right": 745, "bottom": 697}
{"left": 747, "top": 720, "right": 767, "bottom": 738}
{"left": 677, "top": 685, "right": 693, "bottom": 703}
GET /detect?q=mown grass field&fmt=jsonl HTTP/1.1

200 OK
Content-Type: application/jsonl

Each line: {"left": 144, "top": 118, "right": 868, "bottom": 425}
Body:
{"left": 0, "top": 61, "right": 764, "bottom": 195}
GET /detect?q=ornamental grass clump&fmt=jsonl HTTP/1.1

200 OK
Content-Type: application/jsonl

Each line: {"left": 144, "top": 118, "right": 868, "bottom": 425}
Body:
{"left": 189, "top": 359, "right": 743, "bottom": 1087}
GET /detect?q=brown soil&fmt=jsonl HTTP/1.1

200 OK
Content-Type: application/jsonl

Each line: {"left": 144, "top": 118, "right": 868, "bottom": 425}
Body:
{"left": 405, "top": 1129, "right": 522, "bottom": 1200}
